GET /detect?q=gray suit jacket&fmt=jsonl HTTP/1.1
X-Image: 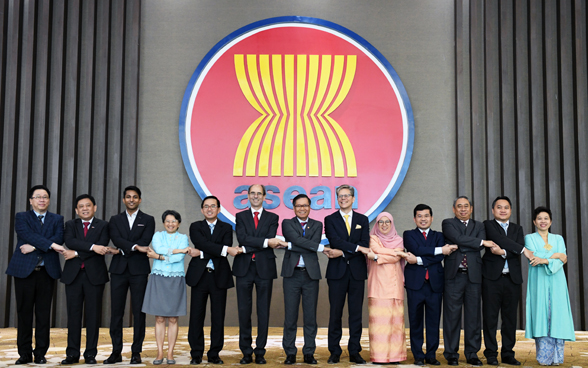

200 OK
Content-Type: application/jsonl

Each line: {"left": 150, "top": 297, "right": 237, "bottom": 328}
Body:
{"left": 281, "top": 217, "right": 323, "bottom": 280}
{"left": 442, "top": 216, "right": 485, "bottom": 283}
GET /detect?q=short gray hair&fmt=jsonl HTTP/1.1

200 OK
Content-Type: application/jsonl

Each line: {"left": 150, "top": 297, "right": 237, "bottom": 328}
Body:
{"left": 336, "top": 184, "right": 354, "bottom": 197}
{"left": 453, "top": 195, "right": 472, "bottom": 208}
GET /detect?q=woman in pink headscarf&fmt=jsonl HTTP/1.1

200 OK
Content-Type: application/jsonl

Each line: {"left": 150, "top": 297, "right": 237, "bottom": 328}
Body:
{"left": 367, "top": 212, "right": 409, "bottom": 364}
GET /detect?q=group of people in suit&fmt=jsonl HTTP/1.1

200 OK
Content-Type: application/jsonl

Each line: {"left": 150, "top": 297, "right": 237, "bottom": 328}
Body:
{"left": 6, "top": 184, "right": 575, "bottom": 366}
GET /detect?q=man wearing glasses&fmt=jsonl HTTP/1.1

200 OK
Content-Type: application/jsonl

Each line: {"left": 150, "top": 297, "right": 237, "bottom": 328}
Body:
{"left": 187, "top": 196, "right": 241, "bottom": 365}
{"left": 233, "top": 184, "right": 286, "bottom": 364}
{"left": 281, "top": 194, "right": 324, "bottom": 365}
{"left": 6, "top": 185, "right": 66, "bottom": 365}
{"left": 323, "top": 184, "right": 370, "bottom": 364}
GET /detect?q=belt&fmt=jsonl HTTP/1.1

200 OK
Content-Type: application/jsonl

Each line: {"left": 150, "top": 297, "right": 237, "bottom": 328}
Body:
{"left": 34, "top": 265, "right": 44, "bottom": 272}
{"left": 206, "top": 267, "right": 214, "bottom": 273}
{"left": 295, "top": 267, "right": 307, "bottom": 272}
{"left": 501, "top": 273, "right": 510, "bottom": 277}
{"left": 457, "top": 268, "right": 468, "bottom": 273}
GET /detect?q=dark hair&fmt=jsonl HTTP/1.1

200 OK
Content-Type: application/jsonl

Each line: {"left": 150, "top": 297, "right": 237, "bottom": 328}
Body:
{"left": 492, "top": 196, "right": 512, "bottom": 209}
{"left": 413, "top": 204, "right": 433, "bottom": 217}
{"left": 336, "top": 184, "right": 355, "bottom": 197}
{"left": 201, "top": 195, "right": 220, "bottom": 208}
{"left": 75, "top": 194, "right": 96, "bottom": 206}
{"left": 453, "top": 195, "right": 472, "bottom": 207}
{"left": 248, "top": 184, "right": 266, "bottom": 195}
{"left": 29, "top": 185, "right": 50, "bottom": 199}
{"left": 533, "top": 206, "right": 552, "bottom": 221}
{"left": 292, "top": 194, "right": 311, "bottom": 206}
{"left": 123, "top": 185, "right": 142, "bottom": 199}
{"left": 162, "top": 210, "right": 181, "bottom": 223}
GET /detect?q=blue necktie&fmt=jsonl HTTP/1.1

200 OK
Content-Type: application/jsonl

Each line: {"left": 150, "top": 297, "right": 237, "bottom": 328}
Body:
{"left": 500, "top": 222, "right": 509, "bottom": 272}
{"left": 207, "top": 224, "right": 215, "bottom": 269}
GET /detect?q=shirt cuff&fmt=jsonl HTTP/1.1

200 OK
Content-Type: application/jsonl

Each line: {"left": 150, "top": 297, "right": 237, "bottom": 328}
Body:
{"left": 75, "top": 251, "right": 79, "bottom": 257}
{"left": 434, "top": 247, "right": 443, "bottom": 255}
{"left": 200, "top": 252, "right": 204, "bottom": 259}
{"left": 242, "top": 246, "right": 247, "bottom": 253}
{"left": 221, "top": 246, "right": 228, "bottom": 257}
{"left": 288, "top": 242, "right": 292, "bottom": 250}
{"left": 317, "top": 244, "right": 324, "bottom": 252}
{"left": 501, "top": 249, "right": 507, "bottom": 258}
{"left": 417, "top": 256, "right": 423, "bottom": 265}
{"left": 480, "top": 240, "right": 484, "bottom": 246}
{"left": 132, "top": 244, "right": 137, "bottom": 251}
{"left": 355, "top": 245, "right": 360, "bottom": 252}
{"left": 263, "top": 239, "right": 269, "bottom": 248}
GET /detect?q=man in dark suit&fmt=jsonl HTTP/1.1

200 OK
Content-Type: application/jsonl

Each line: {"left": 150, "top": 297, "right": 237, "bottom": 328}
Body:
{"left": 234, "top": 184, "right": 286, "bottom": 364}
{"left": 442, "top": 196, "right": 495, "bottom": 366}
{"left": 403, "top": 204, "right": 457, "bottom": 366}
{"left": 60, "top": 194, "right": 111, "bottom": 365}
{"left": 323, "top": 184, "right": 369, "bottom": 364}
{"left": 6, "top": 185, "right": 66, "bottom": 365}
{"left": 105, "top": 185, "right": 155, "bottom": 364}
{"left": 281, "top": 194, "right": 324, "bottom": 365}
{"left": 187, "top": 195, "right": 240, "bottom": 365}
{"left": 482, "top": 196, "right": 531, "bottom": 366}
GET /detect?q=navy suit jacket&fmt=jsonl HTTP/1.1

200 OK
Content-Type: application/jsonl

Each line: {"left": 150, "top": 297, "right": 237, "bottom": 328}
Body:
{"left": 6, "top": 210, "right": 64, "bottom": 279}
{"left": 403, "top": 228, "right": 445, "bottom": 293}
{"left": 324, "top": 210, "right": 369, "bottom": 281}
{"left": 61, "top": 218, "right": 110, "bottom": 286}
{"left": 233, "top": 209, "right": 279, "bottom": 280}
{"left": 108, "top": 210, "right": 155, "bottom": 275}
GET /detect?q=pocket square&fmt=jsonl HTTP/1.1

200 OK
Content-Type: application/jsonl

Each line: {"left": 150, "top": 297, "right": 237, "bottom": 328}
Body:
{"left": 355, "top": 224, "right": 362, "bottom": 229}
{"left": 138, "top": 224, "right": 145, "bottom": 227}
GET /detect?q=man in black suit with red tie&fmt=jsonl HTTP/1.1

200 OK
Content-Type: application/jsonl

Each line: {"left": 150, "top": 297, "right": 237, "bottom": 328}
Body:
{"left": 187, "top": 195, "right": 240, "bottom": 365}
{"left": 105, "top": 186, "right": 155, "bottom": 365}
{"left": 442, "top": 196, "right": 495, "bottom": 366}
{"left": 482, "top": 196, "right": 532, "bottom": 366}
{"left": 233, "top": 184, "right": 286, "bottom": 364}
{"left": 323, "top": 185, "right": 370, "bottom": 364}
{"left": 60, "top": 194, "right": 111, "bottom": 365}
{"left": 403, "top": 204, "right": 457, "bottom": 366}
{"left": 6, "top": 185, "right": 66, "bottom": 365}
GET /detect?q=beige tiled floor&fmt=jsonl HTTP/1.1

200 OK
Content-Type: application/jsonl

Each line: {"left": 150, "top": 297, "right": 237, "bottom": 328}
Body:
{"left": 0, "top": 327, "right": 585, "bottom": 367}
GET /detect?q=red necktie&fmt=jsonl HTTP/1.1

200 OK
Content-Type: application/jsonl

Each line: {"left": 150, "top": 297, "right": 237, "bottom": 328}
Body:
{"left": 423, "top": 231, "right": 429, "bottom": 280}
{"left": 82, "top": 222, "right": 90, "bottom": 269}
{"left": 252, "top": 212, "right": 260, "bottom": 260}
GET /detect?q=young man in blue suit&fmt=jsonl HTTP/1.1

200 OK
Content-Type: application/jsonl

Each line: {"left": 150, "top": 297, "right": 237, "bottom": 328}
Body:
{"left": 6, "top": 185, "right": 66, "bottom": 365}
{"left": 323, "top": 185, "right": 370, "bottom": 364}
{"left": 403, "top": 204, "right": 457, "bottom": 366}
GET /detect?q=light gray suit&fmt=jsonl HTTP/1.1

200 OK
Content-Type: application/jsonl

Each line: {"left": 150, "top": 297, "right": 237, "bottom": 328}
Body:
{"left": 281, "top": 217, "right": 323, "bottom": 356}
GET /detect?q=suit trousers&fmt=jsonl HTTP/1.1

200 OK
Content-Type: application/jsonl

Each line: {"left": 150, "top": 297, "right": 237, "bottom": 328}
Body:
{"left": 14, "top": 267, "right": 55, "bottom": 358}
{"left": 236, "top": 260, "right": 273, "bottom": 356}
{"left": 282, "top": 268, "right": 319, "bottom": 356}
{"left": 443, "top": 272, "right": 482, "bottom": 360}
{"left": 407, "top": 282, "right": 442, "bottom": 360}
{"left": 65, "top": 269, "right": 105, "bottom": 358}
{"left": 109, "top": 269, "right": 148, "bottom": 354}
{"left": 482, "top": 274, "right": 519, "bottom": 359}
{"left": 327, "top": 267, "right": 364, "bottom": 355}
{"left": 188, "top": 270, "right": 227, "bottom": 359}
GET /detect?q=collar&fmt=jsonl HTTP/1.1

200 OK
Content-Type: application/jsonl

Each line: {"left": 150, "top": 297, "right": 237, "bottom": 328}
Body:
{"left": 339, "top": 209, "right": 353, "bottom": 218}
{"left": 33, "top": 210, "right": 47, "bottom": 217}
{"left": 495, "top": 219, "right": 509, "bottom": 227}
{"left": 81, "top": 217, "right": 94, "bottom": 225}
{"left": 126, "top": 210, "right": 139, "bottom": 218}
{"left": 418, "top": 227, "right": 430, "bottom": 235}
{"left": 206, "top": 219, "right": 218, "bottom": 227}
{"left": 297, "top": 217, "right": 309, "bottom": 224}
{"left": 250, "top": 207, "right": 264, "bottom": 216}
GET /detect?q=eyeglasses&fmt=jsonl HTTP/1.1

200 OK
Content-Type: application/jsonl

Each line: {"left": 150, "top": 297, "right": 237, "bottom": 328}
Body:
{"left": 338, "top": 194, "right": 352, "bottom": 199}
{"left": 164, "top": 220, "right": 179, "bottom": 224}
{"left": 31, "top": 196, "right": 49, "bottom": 200}
{"left": 249, "top": 192, "right": 264, "bottom": 197}
{"left": 294, "top": 204, "right": 310, "bottom": 209}
{"left": 203, "top": 204, "right": 218, "bottom": 209}
{"left": 378, "top": 220, "right": 391, "bottom": 225}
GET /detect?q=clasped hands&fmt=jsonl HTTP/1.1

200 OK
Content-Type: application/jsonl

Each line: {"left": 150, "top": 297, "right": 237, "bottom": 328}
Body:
{"left": 20, "top": 243, "right": 119, "bottom": 261}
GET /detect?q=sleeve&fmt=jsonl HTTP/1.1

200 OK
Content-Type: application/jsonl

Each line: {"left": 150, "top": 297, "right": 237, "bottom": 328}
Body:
{"left": 236, "top": 212, "right": 278, "bottom": 250}
{"left": 64, "top": 221, "right": 93, "bottom": 252}
{"left": 282, "top": 219, "right": 322, "bottom": 252}
{"left": 190, "top": 222, "right": 232, "bottom": 257}
{"left": 442, "top": 219, "right": 485, "bottom": 251}
{"left": 484, "top": 220, "right": 524, "bottom": 254}
{"left": 544, "top": 235, "right": 566, "bottom": 275}
{"left": 109, "top": 216, "right": 136, "bottom": 254}
{"left": 325, "top": 214, "right": 369, "bottom": 253}
{"left": 14, "top": 212, "right": 64, "bottom": 251}
{"left": 166, "top": 234, "right": 189, "bottom": 264}
{"left": 135, "top": 215, "right": 156, "bottom": 247}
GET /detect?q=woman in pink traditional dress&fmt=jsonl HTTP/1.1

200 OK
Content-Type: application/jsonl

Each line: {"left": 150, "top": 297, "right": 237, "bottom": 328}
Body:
{"left": 366, "top": 212, "right": 409, "bottom": 364}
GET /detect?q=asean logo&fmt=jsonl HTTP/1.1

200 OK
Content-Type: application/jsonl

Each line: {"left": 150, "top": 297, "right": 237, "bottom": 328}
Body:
{"left": 180, "top": 16, "right": 414, "bottom": 238}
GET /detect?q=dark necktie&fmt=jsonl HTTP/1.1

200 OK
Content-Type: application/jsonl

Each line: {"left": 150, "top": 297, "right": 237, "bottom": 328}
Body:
{"left": 460, "top": 221, "right": 468, "bottom": 268}
{"left": 423, "top": 231, "right": 429, "bottom": 280}
{"left": 297, "top": 222, "right": 307, "bottom": 266}
{"left": 83, "top": 221, "right": 90, "bottom": 237}
{"left": 38, "top": 215, "right": 44, "bottom": 226}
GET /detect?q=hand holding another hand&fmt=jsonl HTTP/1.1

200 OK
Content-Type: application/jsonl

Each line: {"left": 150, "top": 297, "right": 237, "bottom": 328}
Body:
{"left": 63, "top": 249, "right": 76, "bottom": 261}
{"left": 20, "top": 244, "right": 35, "bottom": 254}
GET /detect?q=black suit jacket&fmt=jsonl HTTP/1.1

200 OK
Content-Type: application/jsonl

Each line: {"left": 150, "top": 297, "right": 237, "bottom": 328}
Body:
{"left": 186, "top": 219, "right": 234, "bottom": 289}
{"left": 61, "top": 218, "right": 110, "bottom": 285}
{"left": 324, "top": 211, "right": 369, "bottom": 281}
{"left": 403, "top": 228, "right": 445, "bottom": 293}
{"left": 281, "top": 217, "right": 323, "bottom": 280}
{"left": 442, "top": 217, "right": 485, "bottom": 283}
{"left": 108, "top": 210, "right": 155, "bottom": 275}
{"left": 482, "top": 220, "right": 525, "bottom": 284}
{"left": 233, "top": 209, "right": 279, "bottom": 280}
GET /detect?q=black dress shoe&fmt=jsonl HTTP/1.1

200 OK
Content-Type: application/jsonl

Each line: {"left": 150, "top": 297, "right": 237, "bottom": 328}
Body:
{"left": 190, "top": 356, "right": 202, "bottom": 365}
{"left": 255, "top": 355, "right": 267, "bottom": 364}
{"left": 208, "top": 356, "right": 224, "bottom": 364}
{"left": 104, "top": 353, "right": 122, "bottom": 364}
{"left": 241, "top": 355, "right": 253, "bottom": 364}
{"left": 304, "top": 354, "right": 317, "bottom": 364}
{"left": 15, "top": 355, "right": 33, "bottom": 365}
{"left": 350, "top": 353, "right": 366, "bottom": 364}
{"left": 61, "top": 356, "right": 80, "bottom": 364}
{"left": 328, "top": 354, "right": 340, "bottom": 364}
{"left": 486, "top": 357, "right": 499, "bottom": 366}
{"left": 502, "top": 357, "right": 521, "bottom": 366}
{"left": 425, "top": 358, "right": 441, "bottom": 365}
{"left": 34, "top": 355, "right": 47, "bottom": 364}
{"left": 130, "top": 353, "right": 141, "bottom": 364}
{"left": 447, "top": 358, "right": 459, "bottom": 366}
{"left": 284, "top": 354, "right": 296, "bottom": 365}
{"left": 467, "top": 358, "right": 483, "bottom": 366}
{"left": 85, "top": 356, "right": 97, "bottom": 364}
{"left": 414, "top": 359, "right": 425, "bottom": 366}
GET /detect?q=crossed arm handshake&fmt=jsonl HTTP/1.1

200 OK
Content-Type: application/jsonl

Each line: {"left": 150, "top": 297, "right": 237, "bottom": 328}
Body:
{"left": 20, "top": 243, "right": 120, "bottom": 260}
{"left": 481, "top": 240, "right": 567, "bottom": 266}
{"left": 321, "top": 243, "right": 459, "bottom": 263}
